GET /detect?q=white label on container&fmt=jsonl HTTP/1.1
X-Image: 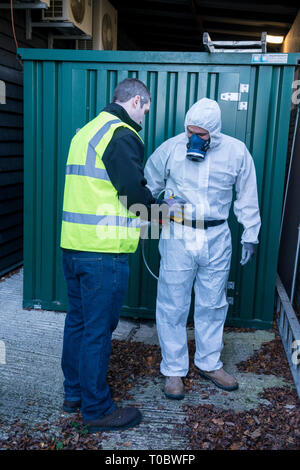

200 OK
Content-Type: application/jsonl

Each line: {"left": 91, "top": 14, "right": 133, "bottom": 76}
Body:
{"left": 252, "top": 54, "right": 288, "bottom": 64}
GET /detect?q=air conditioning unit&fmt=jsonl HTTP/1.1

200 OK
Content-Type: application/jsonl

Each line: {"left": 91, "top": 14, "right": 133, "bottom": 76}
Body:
{"left": 93, "top": 0, "right": 117, "bottom": 50}
{"left": 21, "top": 0, "right": 50, "bottom": 5}
{"left": 43, "top": 0, "right": 93, "bottom": 36}
{"left": 40, "top": 0, "right": 51, "bottom": 7}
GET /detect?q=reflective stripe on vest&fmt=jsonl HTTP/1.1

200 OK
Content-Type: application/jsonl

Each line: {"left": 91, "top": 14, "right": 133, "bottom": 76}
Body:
{"left": 62, "top": 211, "right": 141, "bottom": 229}
{"left": 60, "top": 113, "right": 142, "bottom": 253}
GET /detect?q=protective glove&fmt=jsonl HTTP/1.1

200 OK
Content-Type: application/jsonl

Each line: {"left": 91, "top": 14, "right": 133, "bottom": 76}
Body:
{"left": 161, "top": 195, "right": 186, "bottom": 223}
{"left": 240, "top": 242, "right": 256, "bottom": 266}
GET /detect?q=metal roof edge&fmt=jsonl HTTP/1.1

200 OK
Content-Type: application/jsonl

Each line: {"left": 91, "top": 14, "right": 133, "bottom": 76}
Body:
{"left": 17, "top": 48, "right": 300, "bottom": 65}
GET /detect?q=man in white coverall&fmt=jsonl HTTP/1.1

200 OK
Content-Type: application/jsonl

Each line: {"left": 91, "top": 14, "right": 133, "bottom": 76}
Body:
{"left": 144, "top": 98, "right": 261, "bottom": 399}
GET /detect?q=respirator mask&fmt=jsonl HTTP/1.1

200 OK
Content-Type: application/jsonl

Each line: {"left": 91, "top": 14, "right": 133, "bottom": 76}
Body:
{"left": 186, "top": 134, "right": 210, "bottom": 162}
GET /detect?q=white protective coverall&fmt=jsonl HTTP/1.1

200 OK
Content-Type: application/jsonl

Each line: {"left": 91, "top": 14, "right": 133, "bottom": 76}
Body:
{"left": 144, "top": 98, "right": 261, "bottom": 376}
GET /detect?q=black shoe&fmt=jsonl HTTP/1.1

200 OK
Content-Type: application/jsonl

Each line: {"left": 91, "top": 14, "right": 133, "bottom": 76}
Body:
{"left": 62, "top": 399, "right": 81, "bottom": 413}
{"left": 83, "top": 407, "right": 142, "bottom": 433}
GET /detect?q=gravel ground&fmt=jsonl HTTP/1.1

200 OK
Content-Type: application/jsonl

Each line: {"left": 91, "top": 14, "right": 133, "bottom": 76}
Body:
{"left": 0, "top": 325, "right": 299, "bottom": 450}
{"left": 0, "top": 268, "right": 299, "bottom": 450}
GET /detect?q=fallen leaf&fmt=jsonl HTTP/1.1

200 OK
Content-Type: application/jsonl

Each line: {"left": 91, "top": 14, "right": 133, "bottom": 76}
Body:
{"left": 212, "top": 419, "right": 224, "bottom": 426}
{"left": 146, "top": 356, "right": 155, "bottom": 365}
{"left": 230, "top": 442, "right": 241, "bottom": 450}
{"left": 251, "top": 429, "right": 261, "bottom": 439}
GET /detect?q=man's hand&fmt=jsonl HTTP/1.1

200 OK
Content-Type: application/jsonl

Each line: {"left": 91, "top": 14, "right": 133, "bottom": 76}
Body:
{"left": 240, "top": 242, "right": 256, "bottom": 266}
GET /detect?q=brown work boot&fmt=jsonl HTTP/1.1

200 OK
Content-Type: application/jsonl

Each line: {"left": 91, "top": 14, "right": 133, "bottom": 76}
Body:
{"left": 164, "top": 376, "right": 185, "bottom": 400}
{"left": 199, "top": 368, "right": 238, "bottom": 391}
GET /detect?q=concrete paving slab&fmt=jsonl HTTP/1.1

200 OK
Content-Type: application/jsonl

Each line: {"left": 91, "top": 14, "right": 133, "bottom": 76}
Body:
{"left": 132, "top": 322, "right": 195, "bottom": 345}
{"left": 0, "top": 269, "right": 293, "bottom": 450}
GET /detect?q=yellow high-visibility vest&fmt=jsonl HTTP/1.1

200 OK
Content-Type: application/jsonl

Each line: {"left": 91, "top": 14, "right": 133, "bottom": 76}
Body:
{"left": 60, "top": 111, "right": 142, "bottom": 253}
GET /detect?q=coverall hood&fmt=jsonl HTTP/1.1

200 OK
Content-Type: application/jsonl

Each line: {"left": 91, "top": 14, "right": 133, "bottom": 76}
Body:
{"left": 184, "top": 98, "right": 222, "bottom": 149}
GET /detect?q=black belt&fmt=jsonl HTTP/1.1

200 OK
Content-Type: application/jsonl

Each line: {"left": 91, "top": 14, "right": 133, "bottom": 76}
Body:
{"left": 203, "top": 219, "right": 225, "bottom": 229}
{"left": 173, "top": 219, "right": 225, "bottom": 229}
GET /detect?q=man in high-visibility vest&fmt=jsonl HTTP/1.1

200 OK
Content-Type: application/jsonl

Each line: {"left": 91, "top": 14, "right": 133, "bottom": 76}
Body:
{"left": 60, "top": 78, "right": 155, "bottom": 433}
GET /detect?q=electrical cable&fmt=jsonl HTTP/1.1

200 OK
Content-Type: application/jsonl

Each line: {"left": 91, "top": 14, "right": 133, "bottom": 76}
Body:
{"left": 10, "top": 0, "right": 23, "bottom": 70}
{"left": 141, "top": 237, "right": 159, "bottom": 281}
{"left": 140, "top": 187, "right": 175, "bottom": 281}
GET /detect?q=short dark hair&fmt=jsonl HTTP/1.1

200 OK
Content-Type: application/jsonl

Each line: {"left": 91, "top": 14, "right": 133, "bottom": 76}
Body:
{"left": 113, "top": 78, "right": 150, "bottom": 107}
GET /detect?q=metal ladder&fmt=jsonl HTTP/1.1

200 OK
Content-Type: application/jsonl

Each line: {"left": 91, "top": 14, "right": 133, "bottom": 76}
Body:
{"left": 203, "top": 31, "right": 267, "bottom": 53}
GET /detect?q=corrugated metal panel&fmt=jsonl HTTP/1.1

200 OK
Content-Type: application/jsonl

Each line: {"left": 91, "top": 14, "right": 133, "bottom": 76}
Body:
{"left": 295, "top": 259, "right": 300, "bottom": 315}
{"left": 278, "top": 107, "right": 300, "bottom": 302}
{"left": 0, "top": 9, "right": 78, "bottom": 277}
{"left": 18, "top": 49, "right": 300, "bottom": 328}
{"left": 0, "top": 7, "right": 52, "bottom": 276}
{"left": 0, "top": 11, "right": 25, "bottom": 276}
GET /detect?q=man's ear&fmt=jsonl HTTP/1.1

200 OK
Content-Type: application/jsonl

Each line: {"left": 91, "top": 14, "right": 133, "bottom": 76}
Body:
{"left": 133, "top": 95, "right": 140, "bottom": 108}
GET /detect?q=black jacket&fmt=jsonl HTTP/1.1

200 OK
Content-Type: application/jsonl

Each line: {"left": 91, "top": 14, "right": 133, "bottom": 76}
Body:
{"left": 102, "top": 103, "right": 155, "bottom": 213}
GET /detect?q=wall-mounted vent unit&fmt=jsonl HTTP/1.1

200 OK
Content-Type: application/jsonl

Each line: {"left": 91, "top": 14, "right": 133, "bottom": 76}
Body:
{"left": 93, "top": 0, "right": 117, "bottom": 50}
{"left": 77, "top": 0, "right": 118, "bottom": 51}
{"left": 43, "top": 0, "right": 92, "bottom": 36}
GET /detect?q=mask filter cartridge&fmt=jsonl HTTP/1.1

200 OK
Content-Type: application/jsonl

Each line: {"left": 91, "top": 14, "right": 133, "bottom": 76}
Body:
{"left": 186, "top": 134, "right": 210, "bottom": 162}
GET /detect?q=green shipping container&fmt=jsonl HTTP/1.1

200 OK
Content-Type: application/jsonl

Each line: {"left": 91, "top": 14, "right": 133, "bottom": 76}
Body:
{"left": 18, "top": 49, "right": 300, "bottom": 329}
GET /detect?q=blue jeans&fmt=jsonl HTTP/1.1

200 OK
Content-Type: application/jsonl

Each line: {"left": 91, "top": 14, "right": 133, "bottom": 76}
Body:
{"left": 61, "top": 250, "right": 129, "bottom": 421}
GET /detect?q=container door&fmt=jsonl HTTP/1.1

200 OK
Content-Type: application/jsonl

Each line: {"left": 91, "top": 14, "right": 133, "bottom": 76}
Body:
{"left": 56, "top": 62, "right": 253, "bottom": 323}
